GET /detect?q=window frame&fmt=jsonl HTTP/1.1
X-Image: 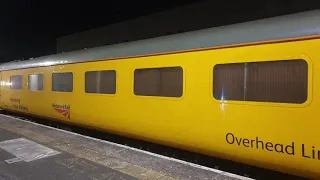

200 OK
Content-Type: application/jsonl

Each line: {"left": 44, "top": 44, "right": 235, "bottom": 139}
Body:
{"left": 211, "top": 58, "right": 312, "bottom": 108}
{"left": 133, "top": 66, "right": 185, "bottom": 99}
{"left": 84, "top": 69, "right": 117, "bottom": 95}
{"left": 51, "top": 72, "right": 74, "bottom": 93}
{"left": 9, "top": 75, "right": 23, "bottom": 90}
{"left": 28, "top": 73, "right": 44, "bottom": 92}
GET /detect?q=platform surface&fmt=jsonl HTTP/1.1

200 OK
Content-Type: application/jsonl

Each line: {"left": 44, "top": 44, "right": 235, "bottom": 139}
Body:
{"left": 0, "top": 114, "right": 252, "bottom": 180}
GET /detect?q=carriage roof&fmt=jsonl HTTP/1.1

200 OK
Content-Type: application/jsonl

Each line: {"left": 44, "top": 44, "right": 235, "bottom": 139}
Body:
{"left": 1, "top": 10, "right": 320, "bottom": 71}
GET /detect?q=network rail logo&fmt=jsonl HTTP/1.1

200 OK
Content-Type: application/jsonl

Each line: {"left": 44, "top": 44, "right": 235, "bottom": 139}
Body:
{"left": 52, "top": 103, "right": 70, "bottom": 119}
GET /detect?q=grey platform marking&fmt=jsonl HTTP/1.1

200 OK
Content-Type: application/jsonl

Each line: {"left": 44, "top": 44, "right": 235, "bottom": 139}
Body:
{"left": 0, "top": 113, "right": 254, "bottom": 180}
{"left": 0, "top": 138, "right": 60, "bottom": 163}
{"left": 5, "top": 157, "right": 23, "bottom": 164}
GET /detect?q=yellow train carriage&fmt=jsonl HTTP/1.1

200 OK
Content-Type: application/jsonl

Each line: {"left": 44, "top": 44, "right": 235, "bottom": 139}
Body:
{"left": 1, "top": 10, "right": 320, "bottom": 179}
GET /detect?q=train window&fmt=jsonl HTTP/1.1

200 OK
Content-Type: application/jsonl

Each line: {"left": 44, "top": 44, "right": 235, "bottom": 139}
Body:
{"left": 10, "top": 75, "right": 22, "bottom": 90}
{"left": 52, "top": 72, "right": 73, "bottom": 92}
{"left": 28, "top": 74, "right": 44, "bottom": 91}
{"left": 85, "top": 70, "right": 116, "bottom": 94}
{"left": 134, "top": 66, "right": 183, "bottom": 97}
{"left": 213, "top": 59, "right": 308, "bottom": 104}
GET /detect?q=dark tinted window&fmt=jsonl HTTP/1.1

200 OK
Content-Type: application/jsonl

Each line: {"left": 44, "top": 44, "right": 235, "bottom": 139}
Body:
{"left": 213, "top": 60, "right": 308, "bottom": 104}
{"left": 28, "top": 74, "right": 44, "bottom": 91}
{"left": 10, "top": 75, "right": 22, "bottom": 90}
{"left": 52, "top": 72, "right": 73, "bottom": 92}
{"left": 85, "top": 70, "right": 116, "bottom": 94}
{"left": 134, "top": 66, "right": 183, "bottom": 97}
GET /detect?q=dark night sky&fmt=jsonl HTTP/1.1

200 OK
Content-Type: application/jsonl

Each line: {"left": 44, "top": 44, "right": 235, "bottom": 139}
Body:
{"left": 1, "top": 0, "right": 319, "bottom": 63}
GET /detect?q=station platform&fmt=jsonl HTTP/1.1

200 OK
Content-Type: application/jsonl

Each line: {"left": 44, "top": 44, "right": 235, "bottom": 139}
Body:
{"left": 0, "top": 114, "right": 252, "bottom": 180}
